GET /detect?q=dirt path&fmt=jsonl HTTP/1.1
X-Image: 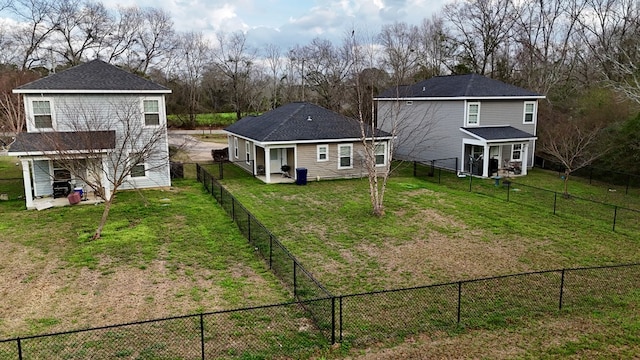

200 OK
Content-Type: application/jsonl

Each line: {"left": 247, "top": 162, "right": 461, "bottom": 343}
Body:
{"left": 168, "top": 132, "right": 227, "bottom": 162}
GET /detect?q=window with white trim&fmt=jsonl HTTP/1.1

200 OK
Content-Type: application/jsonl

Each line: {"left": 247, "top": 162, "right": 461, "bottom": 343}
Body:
{"left": 245, "top": 142, "right": 251, "bottom": 164}
{"left": 338, "top": 144, "right": 352, "bottom": 169}
{"left": 466, "top": 102, "right": 480, "bottom": 126}
{"left": 234, "top": 137, "right": 239, "bottom": 158}
{"left": 374, "top": 143, "right": 386, "bottom": 166}
{"left": 130, "top": 153, "right": 146, "bottom": 178}
{"left": 143, "top": 99, "right": 160, "bottom": 126}
{"left": 317, "top": 144, "right": 328, "bottom": 162}
{"left": 523, "top": 101, "right": 535, "bottom": 124}
{"left": 511, "top": 144, "right": 522, "bottom": 161}
{"left": 33, "top": 100, "right": 53, "bottom": 128}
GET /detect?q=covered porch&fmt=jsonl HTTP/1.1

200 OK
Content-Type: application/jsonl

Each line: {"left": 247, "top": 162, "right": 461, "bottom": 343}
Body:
{"left": 252, "top": 145, "right": 297, "bottom": 184}
{"left": 460, "top": 126, "right": 537, "bottom": 178}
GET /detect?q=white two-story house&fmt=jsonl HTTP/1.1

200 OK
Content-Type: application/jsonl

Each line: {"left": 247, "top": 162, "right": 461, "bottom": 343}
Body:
{"left": 8, "top": 59, "right": 172, "bottom": 209}
{"left": 375, "top": 74, "right": 545, "bottom": 177}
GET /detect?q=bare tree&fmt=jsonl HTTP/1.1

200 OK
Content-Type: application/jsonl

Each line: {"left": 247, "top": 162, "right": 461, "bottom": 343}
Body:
{"left": 39, "top": 98, "right": 168, "bottom": 239}
{"left": 212, "top": 31, "right": 256, "bottom": 120}
{"left": 0, "top": 69, "right": 39, "bottom": 134}
{"left": 349, "top": 31, "right": 441, "bottom": 216}
{"left": 443, "top": 0, "right": 518, "bottom": 76}
{"left": 174, "top": 31, "right": 210, "bottom": 128}
{"left": 298, "top": 37, "right": 352, "bottom": 111}
{"left": 538, "top": 109, "right": 612, "bottom": 196}
{"left": 378, "top": 21, "right": 421, "bottom": 84}
{"left": 49, "top": 0, "right": 111, "bottom": 66}
{"left": 9, "top": 0, "right": 57, "bottom": 70}
{"left": 263, "top": 43, "right": 283, "bottom": 109}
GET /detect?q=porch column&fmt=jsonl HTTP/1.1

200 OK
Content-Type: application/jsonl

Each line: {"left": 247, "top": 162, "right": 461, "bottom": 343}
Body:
{"left": 521, "top": 143, "right": 529, "bottom": 176}
{"left": 482, "top": 145, "right": 490, "bottom": 178}
{"left": 21, "top": 159, "right": 34, "bottom": 209}
{"left": 265, "top": 146, "right": 271, "bottom": 183}
{"left": 101, "top": 156, "right": 112, "bottom": 200}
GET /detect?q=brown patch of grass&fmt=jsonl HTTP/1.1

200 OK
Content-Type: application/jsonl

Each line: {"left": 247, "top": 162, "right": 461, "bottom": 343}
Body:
{"left": 0, "top": 240, "right": 282, "bottom": 338}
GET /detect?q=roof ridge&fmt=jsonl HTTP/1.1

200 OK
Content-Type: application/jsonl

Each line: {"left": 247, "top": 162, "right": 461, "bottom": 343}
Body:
{"left": 263, "top": 102, "right": 306, "bottom": 140}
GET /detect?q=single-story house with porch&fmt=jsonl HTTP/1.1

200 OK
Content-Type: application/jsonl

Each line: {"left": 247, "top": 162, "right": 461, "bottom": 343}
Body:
{"left": 224, "top": 102, "right": 393, "bottom": 183}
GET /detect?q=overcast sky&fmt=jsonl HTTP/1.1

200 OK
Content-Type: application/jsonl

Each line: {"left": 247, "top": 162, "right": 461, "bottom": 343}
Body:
{"left": 101, "top": 0, "right": 450, "bottom": 49}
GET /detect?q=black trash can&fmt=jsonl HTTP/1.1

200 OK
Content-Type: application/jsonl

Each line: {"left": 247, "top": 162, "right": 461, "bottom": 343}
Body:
{"left": 295, "top": 168, "right": 308, "bottom": 185}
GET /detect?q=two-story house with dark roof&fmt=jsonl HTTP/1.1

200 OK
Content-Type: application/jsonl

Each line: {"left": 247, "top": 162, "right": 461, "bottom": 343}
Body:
{"left": 224, "top": 102, "right": 392, "bottom": 183}
{"left": 375, "top": 74, "right": 545, "bottom": 177}
{"left": 8, "top": 59, "right": 172, "bottom": 209}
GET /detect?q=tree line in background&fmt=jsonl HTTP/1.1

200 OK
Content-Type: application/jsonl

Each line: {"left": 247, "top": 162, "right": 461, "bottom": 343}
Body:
{"left": 0, "top": 0, "right": 639, "bottom": 175}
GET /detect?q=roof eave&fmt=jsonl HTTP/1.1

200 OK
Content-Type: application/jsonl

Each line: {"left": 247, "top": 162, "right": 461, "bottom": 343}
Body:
{"left": 8, "top": 149, "right": 113, "bottom": 156}
{"left": 374, "top": 95, "right": 546, "bottom": 101}
{"left": 14, "top": 89, "right": 172, "bottom": 94}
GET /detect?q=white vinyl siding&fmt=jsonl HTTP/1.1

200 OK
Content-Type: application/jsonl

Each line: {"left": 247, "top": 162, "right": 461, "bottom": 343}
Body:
{"left": 338, "top": 144, "right": 353, "bottom": 169}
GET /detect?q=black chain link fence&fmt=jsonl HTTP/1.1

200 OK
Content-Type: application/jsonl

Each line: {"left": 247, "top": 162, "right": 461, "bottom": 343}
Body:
{"left": 0, "top": 301, "right": 330, "bottom": 359}
{"left": 413, "top": 160, "right": 640, "bottom": 234}
{"left": 2, "top": 162, "right": 638, "bottom": 359}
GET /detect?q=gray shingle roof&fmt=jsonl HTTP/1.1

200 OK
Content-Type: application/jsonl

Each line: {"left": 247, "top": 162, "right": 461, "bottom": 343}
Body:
{"left": 15, "top": 60, "right": 170, "bottom": 92}
{"left": 225, "top": 102, "right": 391, "bottom": 142}
{"left": 376, "top": 74, "right": 542, "bottom": 99}
{"left": 462, "top": 126, "right": 536, "bottom": 141}
{"left": 8, "top": 131, "right": 116, "bottom": 153}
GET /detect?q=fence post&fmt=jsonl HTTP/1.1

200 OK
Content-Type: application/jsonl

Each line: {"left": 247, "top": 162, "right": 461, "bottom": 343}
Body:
{"left": 293, "top": 260, "right": 297, "bottom": 297}
{"left": 468, "top": 172, "right": 473, "bottom": 192}
{"left": 339, "top": 296, "right": 343, "bottom": 343}
{"left": 553, "top": 192, "right": 557, "bottom": 215}
{"left": 626, "top": 175, "right": 631, "bottom": 195}
{"left": 17, "top": 338, "right": 22, "bottom": 360}
{"left": 210, "top": 178, "right": 214, "bottom": 196}
{"left": 248, "top": 213, "right": 251, "bottom": 241}
{"left": 612, "top": 206, "right": 618, "bottom": 232}
{"left": 438, "top": 167, "right": 442, "bottom": 184}
{"left": 269, "top": 235, "right": 273, "bottom": 269}
{"left": 457, "top": 281, "right": 462, "bottom": 325}
{"left": 331, "top": 297, "right": 336, "bottom": 344}
{"left": 200, "top": 314, "right": 205, "bottom": 360}
{"left": 559, "top": 269, "right": 565, "bottom": 311}
{"left": 430, "top": 160, "right": 435, "bottom": 177}
{"left": 413, "top": 161, "right": 417, "bottom": 177}
{"left": 196, "top": 163, "right": 201, "bottom": 182}
{"left": 219, "top": 161, "right": 224, "bottom": 180}
{"left": 232, "top": 197, "right": 235, "bottom": 222}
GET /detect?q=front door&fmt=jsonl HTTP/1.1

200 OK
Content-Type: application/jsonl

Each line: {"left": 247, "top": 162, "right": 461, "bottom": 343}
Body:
{"left": 269, "top": 148, "right": 286, "bottom": 173}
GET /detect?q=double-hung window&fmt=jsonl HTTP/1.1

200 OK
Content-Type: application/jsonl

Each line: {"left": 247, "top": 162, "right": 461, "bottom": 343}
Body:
{"left": 130, "top": 153, "right": 146, "bottom": 178}
{"left": 523, "top": 101, "right": 535, "bottom": 124}
{"left": 317, "top": 144, "right": 328, "bottom": 162}
{"left": 338, "top": 144, "right": 352, "bottom": 169}
{"left": 374, "top": 143, "right": 386, "bottom": 166}
{"left": 466, "top": 102, "right": 480, "bottom": 126}
{"left": 245, "top": 142, "right": 251, "bottom": 164}
{"left": 234, "top": 137, "right": 239, "bottom": 158}
{"left": 33, "top": 100, "right": 53, "bottom": 128}
{"left": 511, "top": 144, "right": 522, "bottom": 161}
{"left": 143, "top": 99, "right": 160, "bottom": 126}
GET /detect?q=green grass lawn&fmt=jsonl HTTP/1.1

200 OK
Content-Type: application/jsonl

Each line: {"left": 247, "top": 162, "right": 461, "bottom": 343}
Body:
{"left": 0, "top": 172, "right": 290, "bottom": 339}
{"left": 219, "top": 162, "right": 640, "bottom": 295}
{"left": 167, "top": 112, "right": 237, "bottom": 128}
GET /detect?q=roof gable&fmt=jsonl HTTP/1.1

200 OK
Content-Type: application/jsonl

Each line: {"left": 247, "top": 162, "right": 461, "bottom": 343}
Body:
{"left": 376, "top": 74, "right": 542, "bottom": 99}
{"left": 15, "top": 60, "right": 170, "bottom": 93}
{"left": 225, "top": 102, "right": 390, "bottom": 142}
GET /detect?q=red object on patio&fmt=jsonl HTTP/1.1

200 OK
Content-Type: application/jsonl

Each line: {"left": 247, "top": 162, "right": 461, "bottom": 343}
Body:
{"left": 67, "top": 192, "right": 81, "bottom": 205}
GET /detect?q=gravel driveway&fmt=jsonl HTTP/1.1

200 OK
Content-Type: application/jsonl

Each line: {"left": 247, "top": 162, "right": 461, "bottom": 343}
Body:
{"left": 168, "top": 130, "right": 227, "bottom": 162}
